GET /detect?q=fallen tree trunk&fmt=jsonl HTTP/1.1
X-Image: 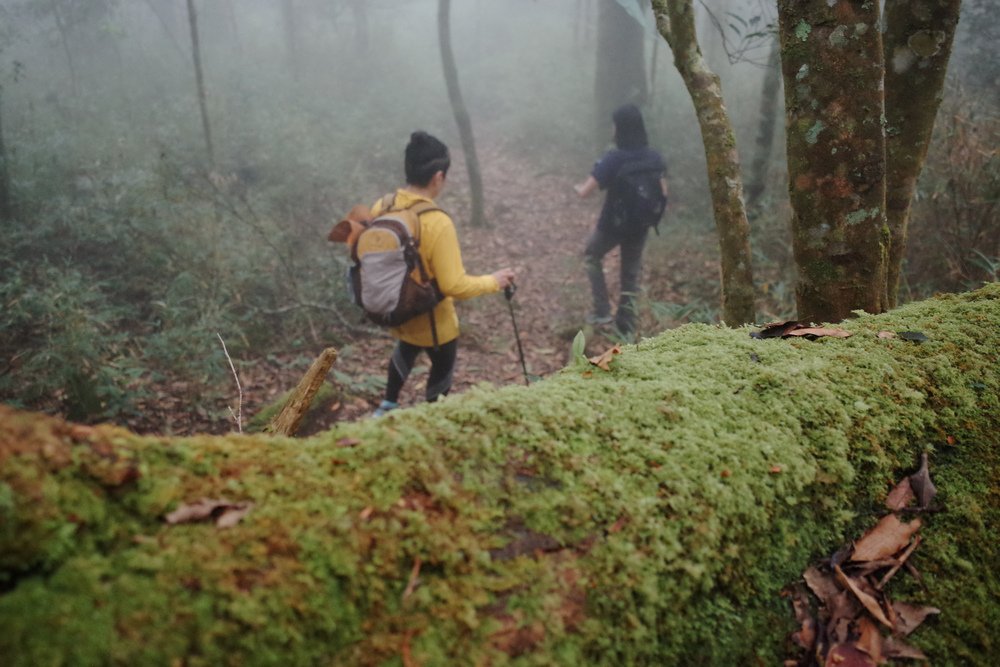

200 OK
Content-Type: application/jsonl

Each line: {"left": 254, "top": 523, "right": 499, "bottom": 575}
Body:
{"left": 2, "top": 285, "right": 998, "bottom": 665}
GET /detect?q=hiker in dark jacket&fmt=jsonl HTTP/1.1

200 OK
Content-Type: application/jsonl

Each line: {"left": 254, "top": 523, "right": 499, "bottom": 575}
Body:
{"left": 575, "top": 104, "right": 668, "bottom": 338}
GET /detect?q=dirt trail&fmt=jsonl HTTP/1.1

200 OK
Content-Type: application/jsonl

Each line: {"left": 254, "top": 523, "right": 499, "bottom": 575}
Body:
{"left": 128, "top": 137, "right": 704, "bottom": 435}
{"left": 336, "top": 139, "right": 631, "bottom": 414}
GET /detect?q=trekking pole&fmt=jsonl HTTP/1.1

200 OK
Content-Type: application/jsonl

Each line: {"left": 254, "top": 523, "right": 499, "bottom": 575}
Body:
{"left": 504, "top": 284, "right": 530, "bottom": 386}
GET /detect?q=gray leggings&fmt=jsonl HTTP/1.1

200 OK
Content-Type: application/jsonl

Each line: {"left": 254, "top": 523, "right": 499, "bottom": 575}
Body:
{"left": 584, "top": 227, "right": 649, "bottom": 333}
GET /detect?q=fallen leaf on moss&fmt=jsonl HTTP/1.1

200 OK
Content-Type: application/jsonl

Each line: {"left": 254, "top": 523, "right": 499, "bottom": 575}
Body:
{"left": 588, "top": 344, "right": 622, "bottom": 371}
{"left": 824, "top": 643, "right": 876, "bottom": 667}
{"left": 892, "top": 601, "right": 940, "bottom": 636}
{"left": 165, "top": 498, "right": 253, "bottom": 528}
{"left": 770, "top": 465, "right": 783, "bottom": 474}
{"left": 882, "top": 636, "right": 928, "bottom": 660}
{"left": 909, "top": 453, "right": 937, "bottom": 509}
{"left": 751, "top": 320, "right": 801, "bottom": 339}
{"left": 216, "top": 504, "right": 253, "bottom": 528}
{"left": 885, "top": 477, "right": 915, "bottom": 511}
{"left": 803, "top": 566, "right": 839, "bottom": 606}
{"left": 785, "top": 327, "right": 853, "bottom": 339}
{"left": 851, "top": 514, "right": 921, "bottom": 562}
{"left": 337, "top": 437, "right": 360, "bottom": 448}
{"left": 787, "top": 585, "right": 816, "bottom": 651}
{"left": 856, "top": 616, "right": 882, "bottom": 663}
{"left": 834, "top": 565, "right": 893, "bottom": 628}
{"left": 877, "top": 331, "right": 896, "bottom": 339}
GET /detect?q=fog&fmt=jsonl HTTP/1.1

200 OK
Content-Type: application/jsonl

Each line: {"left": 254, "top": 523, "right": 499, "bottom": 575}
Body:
{"left": 0, "top": 0, "right": 995, "bottom": 431}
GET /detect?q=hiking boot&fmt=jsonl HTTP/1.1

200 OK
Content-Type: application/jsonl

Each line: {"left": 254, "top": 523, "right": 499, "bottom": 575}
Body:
{"left": 372, "top": 400, "right": 399, "bottom": 418}
{"left": 586, "top": 312, "right": 614, "bottom": 325}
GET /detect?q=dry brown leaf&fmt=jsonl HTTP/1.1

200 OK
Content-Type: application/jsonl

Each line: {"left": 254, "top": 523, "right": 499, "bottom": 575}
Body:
{"left": 856, "top": 616, "right": 883, "bottom": 663}
{"left": 877, "top": 330, "right": 897, "bottom": 339}
{"left": 824, "top": 643, "right": 876, "bottom": 667}
{"left": 909, "top": 452, "right": 937, "bottom": 509}
{"left": 834, "top": 565, "right": 893, "bottom": 629}
{"left": 215, "top": 503, "right": 253, "bottom": 528}
{"left": 165, "top": 498, "right": 251, "bottom": 527}
{"left": 882, "top": 636, "right": 928, "bottom": 660}
{"left": 827, "top": 589, "right": 862, "bottom": 644}
{"left": 785, "top": 327, "right": 853, "bottom": 339}
{"left": 876, "top": 535, "right": 922, "bottom": 590}
{"left": 751, "top": 320, "right": 802, "bottom": 339}
{"left": 588, "top": 344, "right": 622, "bottom": 371}
{"left": 892, "top": 601, "right": 941, "bottom": 636}
{"left": 885, "top": 477, "right": 915, "bottom": 511}
{"left": 789, "top": 586, "right": 817, "bottom": 651}
{"left": 770, "top": 465, "right": 784, "bottom": 474}
{"left": 402, "top": 557, "right": 422, "bottom": 601}
{"left": 803, "top": 566, "right": 840, "bottom": 607}
{"left": 851, "top": 514, "right": 922, "bottom": 562}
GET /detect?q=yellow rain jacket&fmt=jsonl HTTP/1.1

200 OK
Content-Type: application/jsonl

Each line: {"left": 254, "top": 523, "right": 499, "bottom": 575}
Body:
{"left": 370, "top": 189, "right": 499, "bottom": 347}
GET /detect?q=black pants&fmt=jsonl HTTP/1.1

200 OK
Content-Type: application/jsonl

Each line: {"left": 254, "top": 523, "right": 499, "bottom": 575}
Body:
{"left": 584, "top": 227, "right": 649, "bottom": 334}
{"left": 384, "top": 339, "right": 458, "bottom": 404}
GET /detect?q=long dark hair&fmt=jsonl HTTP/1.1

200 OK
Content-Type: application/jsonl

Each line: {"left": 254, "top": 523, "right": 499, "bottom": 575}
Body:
{"left": 612, "top": 104, "right": 649, "bottom": 150}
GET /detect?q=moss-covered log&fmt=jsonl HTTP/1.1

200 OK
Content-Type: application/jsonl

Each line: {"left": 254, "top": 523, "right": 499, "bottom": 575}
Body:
{"left": 2, "top": 285, "right": 999, "bottom": 666}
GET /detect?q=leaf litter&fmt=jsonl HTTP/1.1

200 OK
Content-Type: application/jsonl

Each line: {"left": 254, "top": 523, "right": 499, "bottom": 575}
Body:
{"left": 784, "top": 455, "right": 942, "bottom": 665}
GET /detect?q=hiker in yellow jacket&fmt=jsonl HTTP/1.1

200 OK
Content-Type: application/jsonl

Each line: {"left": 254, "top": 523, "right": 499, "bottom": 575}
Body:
{"left": 372, "top": 131, "right": 515, "bottom": 417}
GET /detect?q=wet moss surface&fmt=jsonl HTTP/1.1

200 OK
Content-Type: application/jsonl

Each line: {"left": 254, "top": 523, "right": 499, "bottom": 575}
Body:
{"left": 2, "top": 285, "right": 999, "bottom": 665}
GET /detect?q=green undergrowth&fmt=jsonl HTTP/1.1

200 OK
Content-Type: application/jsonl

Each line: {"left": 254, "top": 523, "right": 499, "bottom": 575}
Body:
{"left": 2, "top": 284, "right": 999, "bottom": 666}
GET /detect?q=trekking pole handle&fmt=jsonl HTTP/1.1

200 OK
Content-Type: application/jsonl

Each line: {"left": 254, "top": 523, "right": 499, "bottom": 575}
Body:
{"left": 504, "top": 283, "right": 516, "bottom": 300}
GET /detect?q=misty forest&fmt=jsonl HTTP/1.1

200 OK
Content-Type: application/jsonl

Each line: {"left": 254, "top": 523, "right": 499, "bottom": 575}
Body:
{"left": 1, "top": 0, "right": 998, "bottom": 665}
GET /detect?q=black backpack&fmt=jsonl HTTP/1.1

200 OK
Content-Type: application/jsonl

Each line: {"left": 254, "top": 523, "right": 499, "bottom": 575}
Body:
{"left": 609, "top": 157, "right": 667, "bottom": 232}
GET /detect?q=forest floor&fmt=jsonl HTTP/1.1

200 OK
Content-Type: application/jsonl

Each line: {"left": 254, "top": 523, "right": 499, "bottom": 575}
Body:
{"left": 123, "top": 137, "right": 723, "bottom": 437}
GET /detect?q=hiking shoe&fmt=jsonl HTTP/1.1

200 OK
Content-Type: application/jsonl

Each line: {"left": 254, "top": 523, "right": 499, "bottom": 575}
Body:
{"left": 586, "top": 313, "right": 614, "bottom": 325}
{"left": 372, "top": 400, "right": 399, "bottom": 418}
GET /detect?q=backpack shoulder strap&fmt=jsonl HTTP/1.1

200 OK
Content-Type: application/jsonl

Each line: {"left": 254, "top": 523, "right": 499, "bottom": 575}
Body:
{"left": 400, "top": 201, "right": 443, "bottom": 245}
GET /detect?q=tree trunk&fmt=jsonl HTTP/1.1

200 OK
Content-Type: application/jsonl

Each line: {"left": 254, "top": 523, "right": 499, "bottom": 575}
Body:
{"left": 185, "top": 0, "right": 215, "bottom": 168}
{"left": 49, "top": 0, "right": 78, "bottom": 98}
{"left": 595, "top": 0, "right": 647, "bottom": 147}
{"left": 282, "top": 0, "right": 300, "bottom": 81}
{"left": 0, "top": 89, "right": 11, "bottom": 224}
{"left": 883, "top": 0, "right": 961, "bottom": 308}
{"left": 224, "top": 0, "right": 244, "bottom": 61}
{"left": 744, "top": 38, "right": 782, "bottom": 218}
{"left": 142, "top": 0, "right": 187, "bottom": 62}
{"left": 777, "top": 0, "right": 888, "bottom": 324}
{"left": 2, "top": 285, "right": 998, "bottom": 665}
{"left": 653, "top": 0, "right": 755, "bottom": 326}
{"left": 348, "top": 0, "right": 368, "bottom": 53}
{"left": 438, "top": 0, "right": 486, "bottom": 228}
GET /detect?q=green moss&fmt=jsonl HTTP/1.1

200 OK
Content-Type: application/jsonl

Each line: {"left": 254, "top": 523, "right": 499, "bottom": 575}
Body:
{"left": 1, "top": 285, "right": 999, "bottom": 665}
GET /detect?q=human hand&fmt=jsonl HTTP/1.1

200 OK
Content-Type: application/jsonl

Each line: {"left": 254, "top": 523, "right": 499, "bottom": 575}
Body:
{"left": 492, "top": 268, "right": 515, "bottom": 290}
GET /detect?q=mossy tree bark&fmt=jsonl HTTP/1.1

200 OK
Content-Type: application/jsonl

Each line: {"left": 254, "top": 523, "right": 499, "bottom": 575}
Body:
{"left": 438, "top": 0, "right": 486, "bottom": 228}
{"left": 2, "top": 285, "right": 998, "bottom": 664}
{"left": 185, "top": 0, "right": 215, "bottom": 168}
{"left": 653, "top": 0, "right": 756, "bottom": 326}
{"left": 778, "top": 0, "right": 888, "bottom": 324}
{"left": 595, "top": 0, "right": 647, "bottom": 148}
{"left": 883, "top": 0, "right": 961, "bottom": 308}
